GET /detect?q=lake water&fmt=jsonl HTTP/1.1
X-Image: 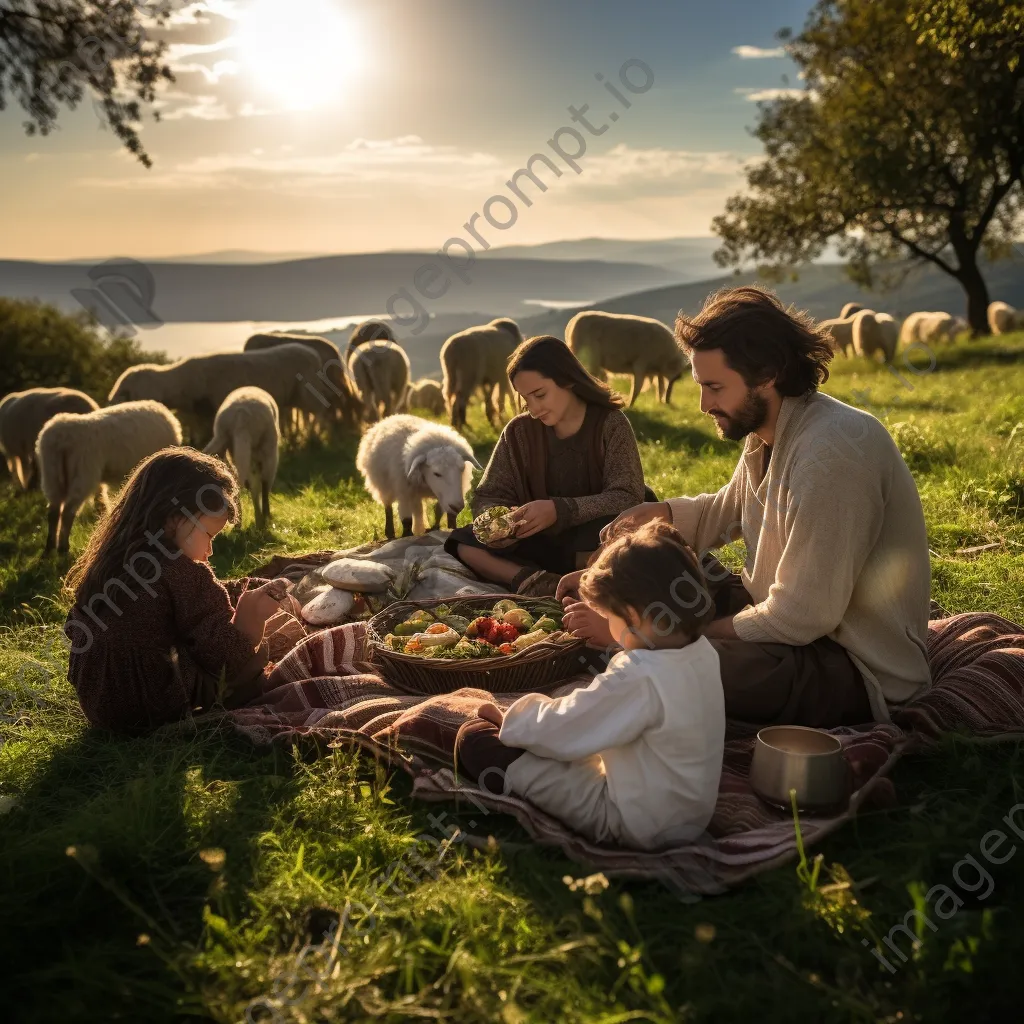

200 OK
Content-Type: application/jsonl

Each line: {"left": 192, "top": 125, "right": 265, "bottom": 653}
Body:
{"left": 126, "top": 314, "right": 387, "bottom": 360}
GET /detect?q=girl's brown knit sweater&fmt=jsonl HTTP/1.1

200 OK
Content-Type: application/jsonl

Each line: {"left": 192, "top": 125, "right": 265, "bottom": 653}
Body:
{"left": 472, "top": 404, "right": 646, "bottom": 530}
{"left": 65, "top": 554, "right": 269, "bottom": 734}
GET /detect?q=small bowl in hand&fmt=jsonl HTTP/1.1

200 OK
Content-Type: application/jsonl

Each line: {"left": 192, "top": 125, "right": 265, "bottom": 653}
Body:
{"left": 750, "top": 725, "right": 850, "bottom": 813}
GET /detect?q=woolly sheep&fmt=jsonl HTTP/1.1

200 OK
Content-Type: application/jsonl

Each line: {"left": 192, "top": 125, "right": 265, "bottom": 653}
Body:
{"left": 440, "top": 318, "right": 523, "bottom": 429}
{"left": 852, "top": 310, "right": 899, "bottom": 363}
{"left": 203, "top": 386, "right": 280, "bottom": 530}
{"left": 564, "top": 311, "right": 686, "bottom": 407}
{"left": 820, "top": 311, "right": 871, "bottom": 357}
{"left": 347, "top": 320, "right": 396, "bottom": 361}
{"left": 108, "top": 344, "right": 325, "bottom": 445}
{"left": 899, "top": 312, "right": 956, "bottom": 347}
{"left": 355, "top": 414, "right": 482, "bottom": 538}
{"left": 840, "top": 302, "right": 865, "bottom": 320}
{"left": 37, "top": 400, "right": 182, "bottom": 554}
{"left": 0, "top": 387, "right": 98, "bottom": 490}
{"left": 988, "top": 301, "right": 1022, "bottom": 335}
{"left": 243, "top": 332, "right": 359, "bottom": 433}
{"left": 349, "top": 340, "right": 410, "bottom": 422}
{"left": 407, "top": 378, "right": 446, "bottom": 416}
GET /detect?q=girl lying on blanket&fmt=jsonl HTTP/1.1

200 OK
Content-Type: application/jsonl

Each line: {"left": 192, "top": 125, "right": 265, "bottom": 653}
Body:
{"left": 64, "top": 447, "right": 303, "bottom": 735}
{"left": 455, "top": 520, "right": 726, "bottom": 850}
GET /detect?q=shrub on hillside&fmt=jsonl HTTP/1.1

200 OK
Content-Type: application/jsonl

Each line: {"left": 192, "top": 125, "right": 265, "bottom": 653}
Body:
{"left": 888, "top": 420, "right": 957, "bottom": 472}
{"left": 0, "top": 298, "right": 166, "bottom": 401}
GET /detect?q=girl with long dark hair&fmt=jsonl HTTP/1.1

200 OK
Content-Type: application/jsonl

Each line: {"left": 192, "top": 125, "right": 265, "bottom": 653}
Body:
{"left": 444, "top": 335, "right": 647, "bottom": 595}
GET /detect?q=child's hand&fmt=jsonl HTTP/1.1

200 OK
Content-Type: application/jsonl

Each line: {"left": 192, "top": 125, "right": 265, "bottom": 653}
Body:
{"left": 476, "top": 702, "right": 504, "bottom": 727}
{"left": 232, "top": 580, "right": 284, "bottom": 646}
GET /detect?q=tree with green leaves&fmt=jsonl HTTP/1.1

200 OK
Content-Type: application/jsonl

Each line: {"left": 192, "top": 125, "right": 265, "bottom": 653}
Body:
{"left": 713, "top": 0, "right": 1024, "bottom": 335}
{"left": 0, "top": 1, "right": 178, "bottom": 168}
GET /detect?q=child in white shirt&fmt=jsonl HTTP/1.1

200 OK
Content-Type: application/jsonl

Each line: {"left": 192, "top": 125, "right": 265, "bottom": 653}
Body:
{"left": 456, "top": 520, "right": 725, "bottom": 850}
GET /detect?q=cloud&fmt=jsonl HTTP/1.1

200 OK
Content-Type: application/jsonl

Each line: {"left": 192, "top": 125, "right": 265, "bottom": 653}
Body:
{"left": 77, "top": 136, "right": 503, "bottom": 192}
{"left": 732, "top": 45, "right": 786, "bottom": 59}
{"left": 166, "top": 0, "right": 243, "bottom": 26}
{"left": 734, "top": 87, "right": 806, "bottom": 101}
{"left": 153, "top": 90, "right": 232, "bottom": 121}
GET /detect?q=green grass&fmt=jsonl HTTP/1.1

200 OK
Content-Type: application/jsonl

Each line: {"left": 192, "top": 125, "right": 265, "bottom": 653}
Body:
{"left": 3, "top": 336, "right": 1024, "bottom": 1022}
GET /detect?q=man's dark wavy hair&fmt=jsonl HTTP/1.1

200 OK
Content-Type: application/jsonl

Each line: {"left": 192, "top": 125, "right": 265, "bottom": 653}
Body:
{"left": 675, "top": 285, "right": 834, "bottom": 396}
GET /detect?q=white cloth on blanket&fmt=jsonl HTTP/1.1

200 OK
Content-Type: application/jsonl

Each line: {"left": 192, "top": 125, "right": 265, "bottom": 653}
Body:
{"left": 499, "top": 638, "right": 725, "bottom": 850}
{"left": 309, "top": 532, "right": 508, "bottom": 603}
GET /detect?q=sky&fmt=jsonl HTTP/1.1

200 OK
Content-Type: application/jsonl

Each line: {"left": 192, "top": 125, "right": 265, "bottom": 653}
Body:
{"left": 0, "top": 0, "right": 815, "bottom": 260}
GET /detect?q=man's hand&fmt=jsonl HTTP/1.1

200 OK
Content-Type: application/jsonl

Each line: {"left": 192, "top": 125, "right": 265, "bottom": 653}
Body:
{"left": 232, "top": 580, "right": 285, "bottom": 647}
{"left": 476, "top": 701, "right": 504, "bottom": 726}
{"left": 561, "top": 598, "right": 616, "bottom": 648}
{"left": 555, "top": 569, "right": 585, "bottom": 602}
{"left": 599, "top": 500, "right": 672, "bottom": 545}
{"left": 512, "top": 500, "right": 558, "bottom": 539}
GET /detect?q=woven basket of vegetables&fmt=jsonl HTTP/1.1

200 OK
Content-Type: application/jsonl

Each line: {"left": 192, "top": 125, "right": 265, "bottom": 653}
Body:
{"left": 365, "top": 594, "right": 586, "bottom": 695}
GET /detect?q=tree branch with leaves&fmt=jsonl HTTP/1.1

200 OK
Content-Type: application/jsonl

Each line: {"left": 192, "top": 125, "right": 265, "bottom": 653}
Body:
{"left": 0, "top": 0, "right": 179, "bottom": 167}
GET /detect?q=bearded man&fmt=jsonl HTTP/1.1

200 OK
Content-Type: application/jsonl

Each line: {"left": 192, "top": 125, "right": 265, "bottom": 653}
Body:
{"left": 557, "top": 286, "right": 932, "bottom": 727}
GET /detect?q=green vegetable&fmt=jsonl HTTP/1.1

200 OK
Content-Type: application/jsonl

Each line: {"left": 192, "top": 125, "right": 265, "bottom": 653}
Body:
{"left": 534, "top": 615, "right": 559, "bottom": 632}
{"left": 433, "top": 604, "right": 452, "bottom": 619}
{"left": 502, "top": 608, "right": 535, "bottom": 630}
{"left": 441, "top": 614, "right": 472, "bottom": 633}
{"left": 492, "top": 599, "right": 518, "bottom": 617}
{"left": 394, "top": 619, "right": 423, "bottom": 636}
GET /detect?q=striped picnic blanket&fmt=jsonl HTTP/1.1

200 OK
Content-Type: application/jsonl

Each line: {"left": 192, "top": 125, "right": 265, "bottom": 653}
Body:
{"left": 224, "top": 612, "right": 1024, "bottom": 894}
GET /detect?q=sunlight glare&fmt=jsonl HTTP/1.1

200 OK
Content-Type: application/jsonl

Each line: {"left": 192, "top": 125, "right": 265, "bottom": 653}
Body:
{"left": 235, "top": 0, "right": 363, "bottom": 110}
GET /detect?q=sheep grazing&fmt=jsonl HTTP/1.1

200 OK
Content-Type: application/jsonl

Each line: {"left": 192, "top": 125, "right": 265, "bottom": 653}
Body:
{"left": 820, "top": 312, "right": 867, "bottom": 357}
{"left": 108, "top": 344, "right": 325, "bottom": 445}
{"left": 988, "top": 301, "right": 1022, "bottom": 335}
{"left": 407, "top": 378, "right": 446, "bottom": 416}
{"left": 355, "top": 414, "right": 482, "bottom": 538}
{"left": 203, "top": 387, "right": 280, "bottom": 530}
{"left": 851, "top": 310, "right": 899, "bottom": 363}
{"left": 36, "top": 400, "right": 182, "bottom": 554}
{"left": 840, "top": 302, "right": 865, "bottom": 320}
{"left": 243, "top": 332, "right": 359, "bottom": 433}
{"left": 899, "top": 311, "right": 956, "bottom": 347}
{"left": 565, "top": 311, "right": 686, "bottom": 407}
{"left": 349, "top": 340, "right": 410, "bottom": 422}
{"left": 0, "top": 387, "right": 98, "bottom": 490}
{"left": 347, "top": 320, "right": 396, "bottom": 361}
{"left": 440, "top": 318, "right": 523, "bottom": 429}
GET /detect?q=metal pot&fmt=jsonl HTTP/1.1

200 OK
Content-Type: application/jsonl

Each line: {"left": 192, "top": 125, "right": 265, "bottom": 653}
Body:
{"left": 750, "top": 725, "right": 851, "bottom": 813}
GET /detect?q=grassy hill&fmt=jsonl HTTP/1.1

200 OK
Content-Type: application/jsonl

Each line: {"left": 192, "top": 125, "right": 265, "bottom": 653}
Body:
{"left": 1, "top": 336, "right": 1024, "bottom": 1020}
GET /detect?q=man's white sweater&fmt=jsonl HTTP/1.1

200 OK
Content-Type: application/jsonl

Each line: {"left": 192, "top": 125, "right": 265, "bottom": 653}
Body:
{"left": 668, "top": 392, "right": 931, "bottom": 720}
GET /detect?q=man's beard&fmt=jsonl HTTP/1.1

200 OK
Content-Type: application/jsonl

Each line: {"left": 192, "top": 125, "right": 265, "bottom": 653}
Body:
{"left": 710, "top": 389, "right": 768, "bottom": 441}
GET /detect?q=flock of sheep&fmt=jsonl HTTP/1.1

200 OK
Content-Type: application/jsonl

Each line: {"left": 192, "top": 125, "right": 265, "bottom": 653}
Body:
{"left": 1, "top": 297, "right": 1020, "bottom": 553}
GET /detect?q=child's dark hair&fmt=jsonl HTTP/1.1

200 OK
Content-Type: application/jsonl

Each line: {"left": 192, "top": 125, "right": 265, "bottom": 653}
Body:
{"left": 64, "top": 446, "right": 239, "bottom": 603}
{"left": 579, "top": 520, "right": 715, "bottom": 642}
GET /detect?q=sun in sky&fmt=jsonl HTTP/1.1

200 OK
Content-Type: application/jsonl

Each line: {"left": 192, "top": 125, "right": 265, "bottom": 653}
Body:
{"left": 234, "top": 0, "right": 365, "bottom": 110}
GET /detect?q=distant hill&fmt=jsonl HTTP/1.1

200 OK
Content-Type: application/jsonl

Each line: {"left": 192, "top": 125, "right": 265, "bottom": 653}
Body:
{"left": 0, "top": 253, "right": 677, "bottom": 323}
{"left": 54, "top": 250, "right": 331, "bottom": 265}
{"left": 481, "top": 237, "right": 724, "bottom": 281}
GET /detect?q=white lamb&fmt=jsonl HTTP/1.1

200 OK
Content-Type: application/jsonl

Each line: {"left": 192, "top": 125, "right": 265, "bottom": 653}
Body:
{"left": 108, "top": 344, "right": 325, "bottom": 445}
{"left": 988, "top": 301, "right": 1021, "bottom": 335}
{"left": 407, "top": 378, "right": 446, "bottom": 416}
{"left": 852, "top": 310, "right": 899, "bottom": 363}
{"left": 203, "top": 387, "right": 280, "bottom": 530}
{"left": 899, "top": 312, "right": 956, "bottom": 347}
{"left": 0, "top": 387, "right": 98, "bottom": 490}
{"left": 36, "top": 400, "right": 182, "bottom": 554}
{"left": 565, "top": 310, "right": 687, "bottom": 407}
{"left": 440, "top": 318, "right": 523, "bottom": 429}
{"left": 355, "top": 414, "right": 482, "bottom": 538}
{"left": 349, "top": 340, "right": 410, "bottom": 422}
